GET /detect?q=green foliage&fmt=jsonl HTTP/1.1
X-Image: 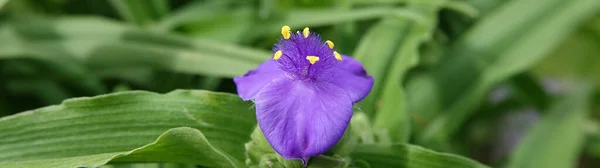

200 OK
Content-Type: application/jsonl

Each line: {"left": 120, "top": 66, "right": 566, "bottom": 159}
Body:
{"left": 1, "top": 0, "right": 599, "bottom": 167}
{"left": 245, "top": 127, "right": 304, "bottom": 168}
{"left": 507, "top": 84, "right": 592, "bottom": 168}
{"left": 1, "top": 127, "right": 243, "bottom": 168}
{"left": 416, "top": 0, "right": 600, "bottom": 149}
{"left": 0, "top": 90, "right": 256, "bottom": 167}
{"left": 0, "top": 90, "right": 486, "bottom": 168}
{"left": 351, "top": 144, "right": 490, "bottom": 168}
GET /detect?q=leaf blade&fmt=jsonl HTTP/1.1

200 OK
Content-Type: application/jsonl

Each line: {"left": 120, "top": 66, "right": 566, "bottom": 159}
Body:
{"left": 351, "top": 144, "right": 489, "bottom": 168}
{"left": 0, "top": 90, "right": 257, "bottom": 167}
{"left": 0, "top": 127, "right": 245, "bottom": 168}
{"left": 506, "top": 85, "right": 592, "bottom": 168}
{"left": 417, "top": 0, "right": 600, "bottom": 147}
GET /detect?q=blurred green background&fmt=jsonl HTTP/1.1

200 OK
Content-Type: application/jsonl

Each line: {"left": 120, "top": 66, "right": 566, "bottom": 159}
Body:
{"left": 1, "top": 0, "right": 600, "bottom": 167}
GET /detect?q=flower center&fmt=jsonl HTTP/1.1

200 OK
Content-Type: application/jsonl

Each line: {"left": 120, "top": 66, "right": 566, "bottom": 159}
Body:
{"left": 272, "top": 26, "right": 343, "bottom": 81}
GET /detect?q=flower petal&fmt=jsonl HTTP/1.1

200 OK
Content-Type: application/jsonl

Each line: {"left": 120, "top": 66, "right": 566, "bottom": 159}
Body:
{"left": 233, "top": 60, "right": 285, "bottom": 100}
{"left": 329, "top": 55, "right": 374, "bottom": 103}
{"left": 254, "top": 77, "right": 353, "bottom": 160}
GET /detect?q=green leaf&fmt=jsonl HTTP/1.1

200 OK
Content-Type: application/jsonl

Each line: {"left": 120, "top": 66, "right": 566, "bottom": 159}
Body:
{"left": 149, "top": 0, "right": 169, "bottom": 17}
{"left": 6, "top": 78, "right": 70, "bottom": 105}
{"left": 108, "top": 0, "right": 149, "bottom": 25}
{"left": 0, "top": 90, "right": 257, "bottom": 167}
{"left": 180, "top": 7, "right": 255, "bottom": 43}
{"left": 443, "top": 1, "right": 479, "bottom": 18}
{"left": 351, "top": 144, "right": 489, "bottom": 168}
{"left": 1, "top": 127, "right": 244, "bottom": 168}
{"left": 108, "top": 0, "right": 168, "bottom": 26}
{"left": 417, "top": 0, "right": 600, "bottom": 148}
{"left": 0, "top": 22, "right": 106, "bottom": 94}
{"left": 404, "top": 74, "right": 441, "bottom": 133}
{"left": 153, "top": 0, "right": 235, "bottom": 31}
{"left": 261, "top": 7, "right": 398, "bottom": 30}
{"left": 101, "top": 163, "right": 196, "bottom": 168}
{"left": 506, "top": 85, "right": 592, "bottom": 168}
{"left": 245, "top": 126, "right": 303, "bottom": 168}
{"left": 0, "top": 0, "right": 9, "bottom": 10}
{"left": 352, "top": 17, "right": 410, "bottom": 118}
{"left": 0, "top": 17, "right": 269, "bottom": 80}
{"left": 508, "top": 73, "right": 550, "bottom": 110}
{"left": 351, "top": 0, "right": 406, "bottom": 5}
{"left": 372, "top": 3, "right": 440, "bottom": 143}
{"left": 584, "top": 120, "right": 600, "bottom": 159}
{"left": 351, "top": 6, "right": 434, "bottom": 120}
{"left": 533, "top": 26, "right": 600, "bottom": 87}
{"left": 159, "top": 4, "right": 406, "bottom": 42}
{"left": 307, "top": 155, "right": 348, "bottom": 168}
{"left": 350, "top": 0, "right": 479, "bottom": 18}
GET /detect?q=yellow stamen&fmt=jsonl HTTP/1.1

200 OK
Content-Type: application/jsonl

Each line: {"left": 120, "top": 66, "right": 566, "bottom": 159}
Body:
{"left": 281, "top": 25, "right": 291, "bottom": 39}
{"left": 303, "top": 27, "right": 310, "bottom": 38}
{"left": 274, "top": 50, "right": 283, "bottom": 60}
{"left": 333, "top": 51, "right": 342, "bottom": 61}
{"left": 306, "top": 56, "right": 320, "bottom": 64}
{"left": 325, "top": 40, "right": 334, "bottom": 49}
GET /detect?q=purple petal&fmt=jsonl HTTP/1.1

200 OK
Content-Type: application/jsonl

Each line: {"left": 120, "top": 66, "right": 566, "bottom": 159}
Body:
{"left": 328, "top": 55, "right": 374, "bottom": 103}
{"left": 233, "top": 60, "right": 285, "bottom": 100}
{"left": 254, "top": 77, "right": 353, "bottom": 160}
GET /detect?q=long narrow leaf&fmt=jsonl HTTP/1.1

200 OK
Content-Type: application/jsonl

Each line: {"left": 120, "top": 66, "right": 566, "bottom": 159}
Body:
{"left": 0, "top": 17, "right": 269, "bottom": 79}
{"left": 0, "top": 90, "right": 257, "bottom": 167}
{"left": 417, "top": 0, "right": 600, "bottom": 148}
{"left": 1, "top": 127, "right": 244, "bottom": 168}
{"left": 372, "top": 3, "right": 441, "bottom": 143}
{"left": 351, "top": 144, "right": 489, "bottom": 168}
{"left": 506, "top": 85, "right": 592, "bottom": 168}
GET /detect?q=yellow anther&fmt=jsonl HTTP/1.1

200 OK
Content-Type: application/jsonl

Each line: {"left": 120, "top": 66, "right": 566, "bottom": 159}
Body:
{"left": 281, "top": 25, "right": 291, "bottom": 39}
{"left": 303, "top": 27, "right": 310, "bottom": 38}
{"left": 333, "top": 51, "right": 342, "bottom": 61}
{"left": 325, "top": 40, "right": 334, "bottom": 49}
{"left": 306, "top": 56, "right": 320, "bottom": 64}
{"left": 273, "top": 50, "right": 283, "bottom": 60}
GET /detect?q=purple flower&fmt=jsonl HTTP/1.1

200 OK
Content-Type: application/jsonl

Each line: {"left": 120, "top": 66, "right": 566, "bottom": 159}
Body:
{"left": 234, "top": 26, "right": 373, "bottom": 163}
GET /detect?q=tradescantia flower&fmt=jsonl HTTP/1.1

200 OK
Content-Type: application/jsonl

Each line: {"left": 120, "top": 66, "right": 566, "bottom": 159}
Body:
{"left": 234, "top": 26, "right": 373, "bottom": 164}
